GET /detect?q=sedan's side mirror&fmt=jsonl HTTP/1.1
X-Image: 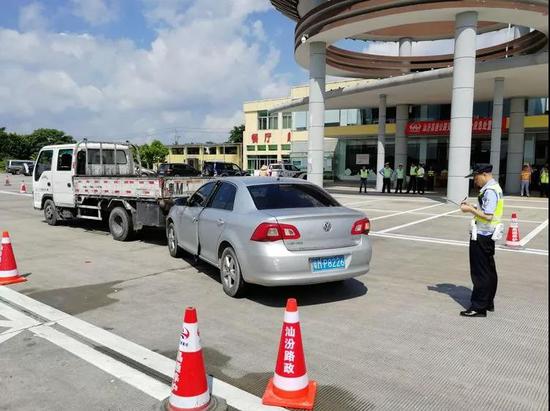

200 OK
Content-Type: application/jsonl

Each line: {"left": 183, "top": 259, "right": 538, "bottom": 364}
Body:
{"left": 174, "top": 197, "right": 188, "bottom": 207}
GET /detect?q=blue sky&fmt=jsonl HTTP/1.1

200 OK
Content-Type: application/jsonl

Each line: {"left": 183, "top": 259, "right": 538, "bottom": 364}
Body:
{"left": 0, "top": 0, "right": 307, "bottom": 143}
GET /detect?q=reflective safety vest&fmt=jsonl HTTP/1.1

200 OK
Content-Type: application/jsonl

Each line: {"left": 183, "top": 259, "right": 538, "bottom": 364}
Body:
{"left": 428, "top": 170, "right": 435, "bottom": 177}
{"left": 475, "top": 183, "right": 504, "bottom": 232}
{"left": 383, "top": 167, "right": 393, "bottom": 178}
{"left": 541, "top": 170, "right": 549, "bottom": 184}
{"left": 359, "top": 169, "right": 369, "bottom": 178}
{"left": 410, "top": 166, "right": 417, "bottom": 176}
{"left": 396, "top": 168, "right": 405, "bottom": 179}
{"left": 417, "top": 167, "right": 425, "bottom": 178}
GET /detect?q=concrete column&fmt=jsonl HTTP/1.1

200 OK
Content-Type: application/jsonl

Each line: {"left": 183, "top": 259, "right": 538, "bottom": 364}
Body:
{"left": 395, "top": 104, "right": 409, "bottom": 171}
{"left": 307, "top": 42, "right": 326, "bottom": 187}
{"left": 399, "top": 37, "right": 412, "bottom": 73}
{"left": 376, "top": 94, "right": 387, "bottom": 191}
{"left": 489, "top": 77, "right": 504, "bottom": 178}
{"left": 447, "top": 11, "right": 478, "bottom": 204}
{"left": 505, "top": 98, "right": 525, "bottom": 194}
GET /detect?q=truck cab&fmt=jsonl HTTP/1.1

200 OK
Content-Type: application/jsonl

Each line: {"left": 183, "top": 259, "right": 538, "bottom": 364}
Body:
{"left": 33, "top": 142, "right": 134, "bottom": 210}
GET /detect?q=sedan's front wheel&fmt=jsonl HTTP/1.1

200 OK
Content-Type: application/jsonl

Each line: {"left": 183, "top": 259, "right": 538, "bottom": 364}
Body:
{"left": 220, "top": 247, "right": 246, "bottom": 298}
{"left": 167, "top": 222, "right": 183, "bottom": 258}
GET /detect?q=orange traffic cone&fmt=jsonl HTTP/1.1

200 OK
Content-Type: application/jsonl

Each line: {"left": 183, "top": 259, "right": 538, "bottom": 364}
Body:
{"left": 165, "top": 307, "right": 211, "bottom": 411}
{"left": 0, "top": 232, "right": 27, "bottom": 286}
{"left": 505, "top": 213, "right": 521, "bottom": 247}
{"left": 262, "top": 298, "right": 317, "bottom": 410}
{"left": 4, "top": 175, "right": 11, "bottom": 186}
{"left": 19, "top": 181, "right": 27, "bottom": 194}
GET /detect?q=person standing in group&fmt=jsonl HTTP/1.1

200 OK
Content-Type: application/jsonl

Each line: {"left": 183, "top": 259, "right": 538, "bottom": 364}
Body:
{"left": 459, "top": 163, "right": 504, "bottom": 317}
{"left": 379, "top": 162, "right": 393, "bottom": 193}
{"left": 259, "top": 164, "right": 269, "bottom": 176}
{"left": 406, "top": 162, "right": 417, "bottom": 194}
{"left": 394, "top": 164, "right": 405, "bottom": 194}
{"left": 540, "top": 164, "right": 549, "bottom": 198}
{"left": 416, "top": 163, "right": 426, "bottom": 195}
{"left": 520, "top": 164, "right": 532, "bottom": 197}
{"left": 427, "top": 167, "right": 435, "bottom": 192}
{"left": 358, "top": 166, "right": 369, "bottom": 194}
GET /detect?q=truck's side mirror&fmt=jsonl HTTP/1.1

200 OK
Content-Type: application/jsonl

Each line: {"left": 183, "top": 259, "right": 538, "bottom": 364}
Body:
{"left": 174, "top": 197, "right": 188, "bottom": 207}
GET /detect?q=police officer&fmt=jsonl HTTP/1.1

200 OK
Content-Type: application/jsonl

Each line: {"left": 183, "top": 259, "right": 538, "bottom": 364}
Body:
{"left": 379, "top": 162, "right": 393, "bottom": 193}
{"left": 416, "top": 163, "right": 426, "bottom": 194}
{"left": 540, "top": 164, "right": 549, "bottom": 198}
{"left": 358, "top": 166, "right": 369, "bottom": 194}
{"left": 394, "top": 164, "right": 405, "bottom": 194}
{"left": 406, "top": 162, "right": 417, "bottom": 194}
{"left": 459, "top": 163, "right": 504, "bottom": 317}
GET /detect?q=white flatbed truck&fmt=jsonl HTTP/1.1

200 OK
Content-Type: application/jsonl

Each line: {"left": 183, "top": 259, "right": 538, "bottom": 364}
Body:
{"left": 32, "top": 140, "right": 209, "bottom": 241}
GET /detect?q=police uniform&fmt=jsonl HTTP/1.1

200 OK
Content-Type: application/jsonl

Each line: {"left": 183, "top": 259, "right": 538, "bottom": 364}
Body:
{"left": 461, "top": 164, "right": 504, "bottom": 317}
{"left": 406, "top": 164, "right": 417, "bottom": 193}
{"left": 416, "top": 164, "right": 425, "bottom": 194}
{"left": 394, "top": 165, "right": 405, "bottom": 194}
{"left": 358, "top": 168, "right": 369, "bottom": 193}
{"left": 379, "top": 163, "right": 393, "bottom": 193}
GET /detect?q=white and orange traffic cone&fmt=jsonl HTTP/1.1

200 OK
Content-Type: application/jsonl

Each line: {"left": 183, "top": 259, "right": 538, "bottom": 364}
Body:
{"left": 19, "top": 181, "right": 27, "bottom": 194}
{"left": 164, "top": 307, "right": 212, "bottom": 411}
{"left": 505, "top": 213, "right": 522, "bottom": 247}
{"left": 262, "top": 298, "right": 317, "bottom": 410}
{"left": 0, "top": 231, "right": 27, "bottom": 286}
{"left": 4, "top": 175, "right": 11, "bottom": 186}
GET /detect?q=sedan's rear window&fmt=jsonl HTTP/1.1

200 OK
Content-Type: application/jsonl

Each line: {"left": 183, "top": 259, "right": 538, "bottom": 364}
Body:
{"left": 248, "top": 184, "right": 340, "bottom": 209}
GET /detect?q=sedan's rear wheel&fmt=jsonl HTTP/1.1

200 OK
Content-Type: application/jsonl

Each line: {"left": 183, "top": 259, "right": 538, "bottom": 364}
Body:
{"left": 220, "top": 247, "right": 246, "bottom": 298}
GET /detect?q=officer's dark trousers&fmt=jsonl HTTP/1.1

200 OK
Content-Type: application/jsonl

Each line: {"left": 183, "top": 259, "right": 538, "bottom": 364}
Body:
{"left": 359, "top": 178, "right": 368, "bottom": 193}
{"left": 417, "top": 178, "right": 425, "bottom": 194}
{"left": 406, "top": 176, "right": 417, "bottom": 193}
{"left": 469, "top": 235, "right": 498, "bottom": 310}
{"left": 382, "top": 178, "right": 391, "bottom": 193}
{"left": 395, "top": 179, "right": 403, "bottom": 193}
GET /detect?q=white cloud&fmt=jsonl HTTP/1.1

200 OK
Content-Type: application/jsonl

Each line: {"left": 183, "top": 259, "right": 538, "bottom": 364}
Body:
{"left": 70, "top": 0, "right": 117, "bottom": 26}
{"left": 18, "top": 2, "right": 49, "bottom": 32}
{"left": 0, "top": 1, "right": 289, "bottom": 143}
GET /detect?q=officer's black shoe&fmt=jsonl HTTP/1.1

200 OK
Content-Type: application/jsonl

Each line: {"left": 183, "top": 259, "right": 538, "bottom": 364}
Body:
{"left": 487, "top": 304, "right": 495, "bottom": 312}
{"left": 460, "top": 309, "right": 487, "bottom": 317}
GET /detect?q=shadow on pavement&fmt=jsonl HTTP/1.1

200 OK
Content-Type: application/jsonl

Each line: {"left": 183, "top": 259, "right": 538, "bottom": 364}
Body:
{"left": 246, "top": 278, "right": 368, "bottom": 307}
{"left": 427, "top": 283, "right": 471, "bottom": 309}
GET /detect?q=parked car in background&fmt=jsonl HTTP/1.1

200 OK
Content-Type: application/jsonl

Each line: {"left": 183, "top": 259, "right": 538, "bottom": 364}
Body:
{"left": 269, "top": 162, "right": 307, "bottom": 179}
{"left": 6, "top": 160, "right": 35, "bottom": 175}
{"left": 158, "top": 163, "right": 201, "bottom": 177}
{"left": 140, "top": 167, "right": 157, "bottom": 177}
{"left": 202, "top": 161, "right": 247, "bottom": 177}
{"left": 166, "top": 177, "right": 371, "bottom": 297}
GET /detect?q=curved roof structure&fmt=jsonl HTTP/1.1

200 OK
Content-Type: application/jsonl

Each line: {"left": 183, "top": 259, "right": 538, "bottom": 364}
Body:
{"left": 271, "top": 0, "right": 549, "bottom": 78}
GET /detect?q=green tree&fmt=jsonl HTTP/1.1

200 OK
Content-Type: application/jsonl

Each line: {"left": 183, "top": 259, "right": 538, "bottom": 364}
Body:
{"left": 228, "top": 124, "right": 244, "bottom": 143}
{"left": 0, "top": 127, "right": 75, "bottom": 161}
{"left": 139, "top": 140, "right": 169, "bottom": 169}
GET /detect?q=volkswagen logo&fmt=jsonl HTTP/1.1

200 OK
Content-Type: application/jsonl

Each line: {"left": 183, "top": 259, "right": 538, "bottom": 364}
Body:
{"left": 323, "top": 222, "right": 332, "bottom": 232}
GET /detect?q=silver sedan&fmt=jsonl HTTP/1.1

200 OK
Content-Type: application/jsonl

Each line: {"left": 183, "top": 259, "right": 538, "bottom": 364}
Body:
{"left": 166, "top": 177, "right": 372, "bottom": 297}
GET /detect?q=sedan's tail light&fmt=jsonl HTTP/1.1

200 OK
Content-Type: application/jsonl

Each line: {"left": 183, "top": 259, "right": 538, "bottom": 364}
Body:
{"left": 351, "top": 218, "right": 370, "bottom": 235}
{"left": 251, "top": 222, "right": 301, "bottom": 242}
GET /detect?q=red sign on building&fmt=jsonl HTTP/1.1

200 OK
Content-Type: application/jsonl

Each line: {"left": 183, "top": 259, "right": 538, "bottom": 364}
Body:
{"left": 406, "top": 118, "right": 507, "bottom": 136}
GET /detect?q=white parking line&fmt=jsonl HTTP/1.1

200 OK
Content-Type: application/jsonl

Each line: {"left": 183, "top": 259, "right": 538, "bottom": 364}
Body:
{"left": 370, "top": 232, "right": 548, "bottom": 256}
{"left": 520, "top": 219, "right": 549, "bottom": 246}
{"left": 369, "top": 203, "right": 446, "bottom": 221}
{"left": 0, "top": 287, "right": 285, "bottom": 411}
{"left": 0, "top": 190, "right": 32, "bottom": 197}
{"left": 376, "top": 209, "right": 460, "bottom": 233}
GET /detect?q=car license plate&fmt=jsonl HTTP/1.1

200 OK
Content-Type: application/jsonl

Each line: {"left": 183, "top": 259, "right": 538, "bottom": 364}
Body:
{"left": 310, "top": 255, "right": 345, "bottom": 272}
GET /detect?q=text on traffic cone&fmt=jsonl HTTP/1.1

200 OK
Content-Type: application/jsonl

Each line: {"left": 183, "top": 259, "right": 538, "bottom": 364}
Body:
{"left": 262, "top": 298, "right": 317, "bottom": 410}
{"left": 166, "top": 307, "right": 210, "bottom": 411}
{"left": 505, "top": 212, "right": 521, "bottom": 247}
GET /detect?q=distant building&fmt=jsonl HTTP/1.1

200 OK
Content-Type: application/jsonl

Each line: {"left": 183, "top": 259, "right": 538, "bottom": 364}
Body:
{"left": 166, "top": 143, "right": 242, "bottom": 170}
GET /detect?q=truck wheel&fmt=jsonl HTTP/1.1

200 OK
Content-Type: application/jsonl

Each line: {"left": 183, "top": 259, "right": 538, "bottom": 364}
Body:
{"left": 220, "top": 247, "right": 246, "bottom": 298}
{"left": 109, "top": 207, "right": 134, "bottom": 241}
{"left": 43, "top": 199, "right": 59, "bottom": 226}
{"left": 167, "top": 221, "right": 183, "bottom": 258}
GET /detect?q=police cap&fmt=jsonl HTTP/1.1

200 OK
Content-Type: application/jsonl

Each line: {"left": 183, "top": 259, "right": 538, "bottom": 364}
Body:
{"left": 465, "top": 163, "right": 493, "bottom": 178}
